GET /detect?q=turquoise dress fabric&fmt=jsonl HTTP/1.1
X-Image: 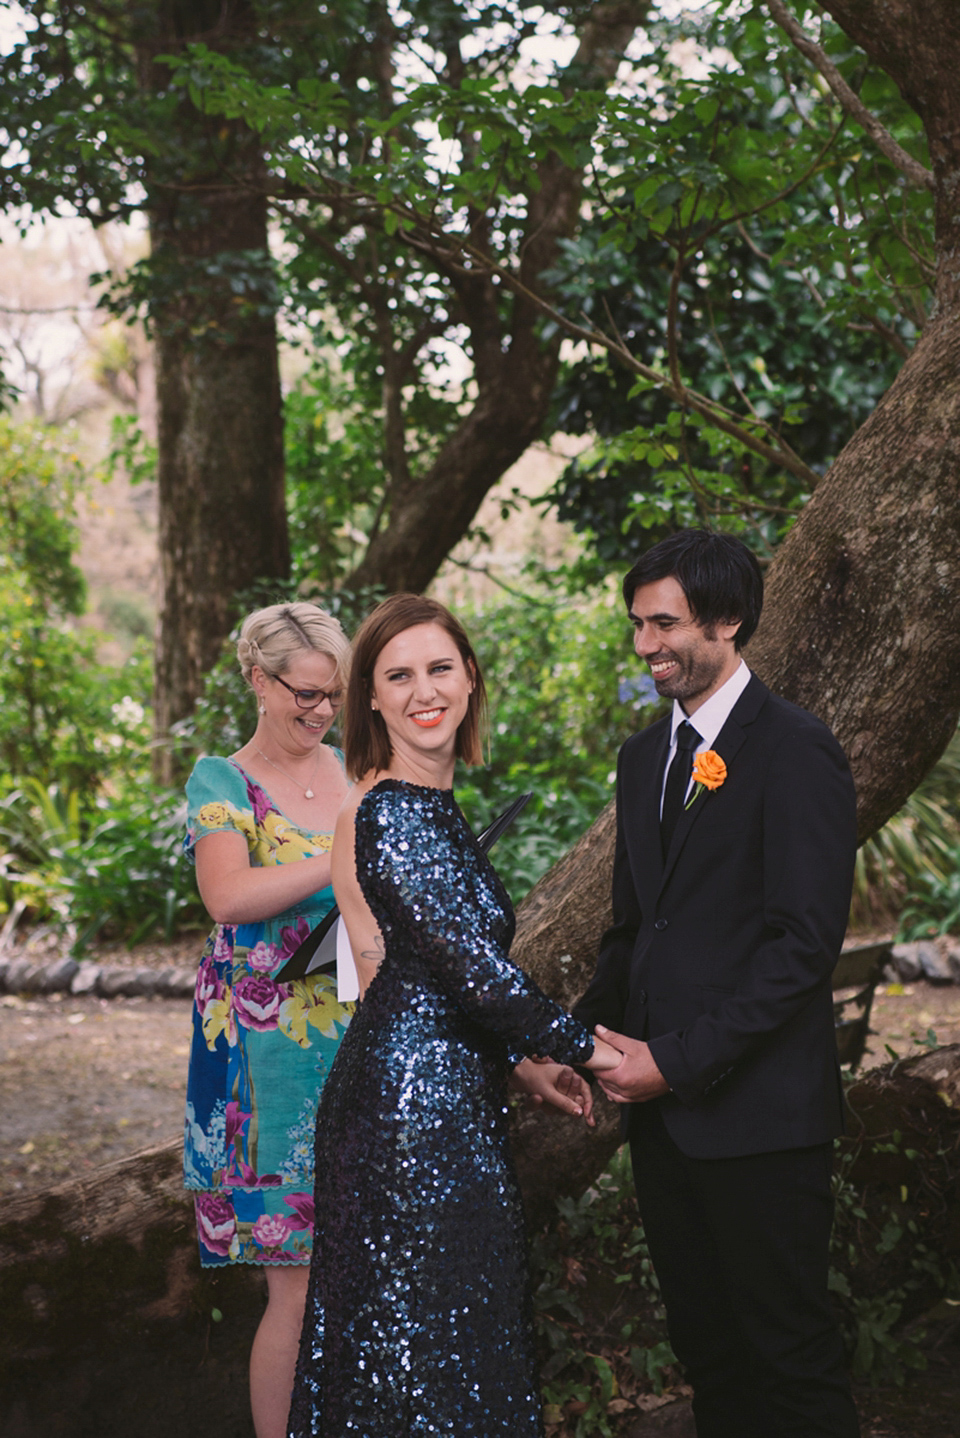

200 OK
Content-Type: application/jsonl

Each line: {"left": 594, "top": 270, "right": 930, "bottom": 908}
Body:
{"left": 183, "top": 755, "right": 354, "bottom": 1267}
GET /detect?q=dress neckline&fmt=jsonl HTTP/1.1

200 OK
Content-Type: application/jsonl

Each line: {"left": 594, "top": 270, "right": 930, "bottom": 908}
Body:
{"left": 226, "top": 756, "right": 338, "bottom": 839}
{"left": 367, "top": 776, "right": 456, "bottom": 800}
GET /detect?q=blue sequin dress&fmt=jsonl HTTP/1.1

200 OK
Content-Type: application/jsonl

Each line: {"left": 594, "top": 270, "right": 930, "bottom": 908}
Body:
{"left": 288, "top": 780, "right": 594, "bottom": 1437}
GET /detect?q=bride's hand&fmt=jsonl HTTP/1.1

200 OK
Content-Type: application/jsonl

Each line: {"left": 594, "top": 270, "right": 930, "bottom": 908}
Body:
{"left": 510, "top": 1058, "right": 595, "bottom": 1126}
{"left": 585, "top": 1035, "right": 624, "bottom": 1072}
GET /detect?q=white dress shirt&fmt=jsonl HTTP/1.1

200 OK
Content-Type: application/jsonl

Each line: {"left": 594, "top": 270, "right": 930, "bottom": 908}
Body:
{"left": 660, "top": 660, "right": 752, "bottom": 814}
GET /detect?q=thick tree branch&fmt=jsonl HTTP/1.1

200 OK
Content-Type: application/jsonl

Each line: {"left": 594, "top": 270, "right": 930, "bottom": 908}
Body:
{"left": 765, "top": 0, "right": 933, "bottom": 191}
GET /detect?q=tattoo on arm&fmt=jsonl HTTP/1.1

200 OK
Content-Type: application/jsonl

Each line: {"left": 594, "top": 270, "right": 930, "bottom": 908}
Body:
{"left": 360, "top": 934, "right": 385, "bottom": 968}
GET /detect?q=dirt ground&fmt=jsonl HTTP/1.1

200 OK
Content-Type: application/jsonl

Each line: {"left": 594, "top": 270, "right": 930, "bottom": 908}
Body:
{"left": 0, "top": 931, "right": 199, "bottom": 1196}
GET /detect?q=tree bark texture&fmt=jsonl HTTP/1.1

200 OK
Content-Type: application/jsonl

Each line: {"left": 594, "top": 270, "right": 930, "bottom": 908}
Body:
{"left": 747, "top": 0, "right": 960, "bottom": 840}
{"left": 510, "top": 1, "right": 960, "bottom": 1185}
{"left": 143, "top": 3, "right": 289, "bottom": 779}
{"left": 345, "top": 1, "right": 651, "bottom": 596}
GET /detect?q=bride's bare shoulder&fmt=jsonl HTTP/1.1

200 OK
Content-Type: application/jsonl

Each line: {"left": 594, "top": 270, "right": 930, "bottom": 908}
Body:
{"left": 336, "top": 772, "right": 384, "bottom": 827}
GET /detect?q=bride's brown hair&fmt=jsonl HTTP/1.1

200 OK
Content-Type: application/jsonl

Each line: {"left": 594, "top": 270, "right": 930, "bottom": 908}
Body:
{"left": 343, "top": 594, "right": 487, "bottom": 780}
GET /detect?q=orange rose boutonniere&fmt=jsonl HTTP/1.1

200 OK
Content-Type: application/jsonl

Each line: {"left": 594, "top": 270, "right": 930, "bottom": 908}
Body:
{"left": 685, "top": 750, "right": 727, "bottom": 810}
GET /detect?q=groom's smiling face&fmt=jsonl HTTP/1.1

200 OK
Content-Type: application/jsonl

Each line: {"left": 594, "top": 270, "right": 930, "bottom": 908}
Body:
{"left": 628, "top": 576, "right": 742, "bottom": 714}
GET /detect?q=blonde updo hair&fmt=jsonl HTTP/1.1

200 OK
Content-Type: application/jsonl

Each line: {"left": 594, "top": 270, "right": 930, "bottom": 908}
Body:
{"left": 237, "top": 602, "right": 351, "bottom": 692}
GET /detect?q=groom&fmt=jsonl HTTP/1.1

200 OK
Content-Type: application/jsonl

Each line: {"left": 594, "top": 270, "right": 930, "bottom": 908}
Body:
{"left": 575, "top": 530, "right": 860, "bottom": 1437}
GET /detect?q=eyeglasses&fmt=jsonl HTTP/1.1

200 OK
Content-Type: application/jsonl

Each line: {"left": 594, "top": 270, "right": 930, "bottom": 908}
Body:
{"left": 269, "top": 673, "right": 345, "bottom": 710}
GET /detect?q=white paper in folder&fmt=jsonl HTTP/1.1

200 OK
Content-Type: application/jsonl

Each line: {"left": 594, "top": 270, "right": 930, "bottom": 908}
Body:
{"left": 336, "top": 917, "right": 360, "bottom": 1003}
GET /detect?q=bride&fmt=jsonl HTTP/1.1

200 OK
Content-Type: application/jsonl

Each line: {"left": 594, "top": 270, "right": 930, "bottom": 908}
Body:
{"left": 288, "top": 593, "right": 620, "bottom": 1437}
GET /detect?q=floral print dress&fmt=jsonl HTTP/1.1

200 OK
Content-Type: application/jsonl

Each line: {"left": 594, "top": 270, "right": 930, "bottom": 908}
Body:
{"left": 183, "top": 755, "right": 353, "bottom": 1267}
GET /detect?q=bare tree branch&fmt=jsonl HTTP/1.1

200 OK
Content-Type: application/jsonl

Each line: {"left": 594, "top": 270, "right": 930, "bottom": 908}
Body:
{"left": 765, "top": 0, "right": 933, "bottom": 191}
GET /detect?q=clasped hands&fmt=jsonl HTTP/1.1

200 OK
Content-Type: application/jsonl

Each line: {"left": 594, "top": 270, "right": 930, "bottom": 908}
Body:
{"left": 590, "top": 1025, "right": 670, "bottom": 1103}
{"left": 511, "top": 1025, "right": 668, "bottom": 1126}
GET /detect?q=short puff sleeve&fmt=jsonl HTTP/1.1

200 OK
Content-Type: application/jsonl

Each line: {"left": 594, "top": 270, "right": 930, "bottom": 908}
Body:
{"left": 183, "top": 756, "right": 257, "bottom": 863}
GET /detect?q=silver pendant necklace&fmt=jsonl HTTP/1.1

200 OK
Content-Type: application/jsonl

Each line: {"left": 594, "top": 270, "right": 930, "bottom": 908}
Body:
{"left": 255, "top": 746, "right": 322, "bottom": 798}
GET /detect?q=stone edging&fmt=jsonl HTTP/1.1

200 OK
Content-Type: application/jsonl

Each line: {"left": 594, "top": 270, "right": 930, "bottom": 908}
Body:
{"left": 0, "top": 955, "right": 195, "bottom": 999}
{"left": 888, "top": 939, "right": 960, "bottom": 986}
{"left": 1, "top": 936, "right": 957, "bottom": 999}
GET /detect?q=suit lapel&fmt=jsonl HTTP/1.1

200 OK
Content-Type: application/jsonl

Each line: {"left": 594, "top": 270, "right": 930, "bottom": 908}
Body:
{"left": 658, "top": 674, "right": 767, "bottom": 892}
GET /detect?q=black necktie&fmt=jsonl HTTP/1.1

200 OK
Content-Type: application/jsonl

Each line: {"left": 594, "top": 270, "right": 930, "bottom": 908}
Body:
{"left": 661, "top": 721, "right": 701, "bottom": 856}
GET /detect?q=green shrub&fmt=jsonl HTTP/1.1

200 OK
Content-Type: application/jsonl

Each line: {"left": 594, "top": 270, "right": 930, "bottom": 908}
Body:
{"left": 531, "top": 1129, "right": 959, "bottom": 1434}
{"left": 453, "top": 581, "right": 665, "bottom": 902}
{"left": 0, "top": 777, "right": 202, "bottom": 948}
{"left": 897, "top": 852, "right": 960, "bottom": 940}
{"left": 852, "top": 731, "right": 960, "bottom": 932}
{"left": 0, "top": 418, "right": 154, "bottom": 793}
{"left": 532, "top": 1147, "right": 679, "bottom": 1436}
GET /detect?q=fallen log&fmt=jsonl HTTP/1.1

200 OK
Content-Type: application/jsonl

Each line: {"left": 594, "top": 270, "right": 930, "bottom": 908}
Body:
{"left": 0, "top": 1140, "right": 261, "bottom": 1438}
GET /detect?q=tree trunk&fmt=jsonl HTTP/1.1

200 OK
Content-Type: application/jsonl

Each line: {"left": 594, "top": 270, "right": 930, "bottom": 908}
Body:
{"left": 141, "top": 3, "right": 289, "bottom": 780}
{"left": 749, "top": 0, "right": 960, "bottom": 841}
{"left": 0, "top": 1141, "right": 260, "bottom": 1436}
{"left": 345, "top": 0, "right": 651, "bottom": 596}
{"left": 346, "top": 358, "right": 567, "bottom": 595}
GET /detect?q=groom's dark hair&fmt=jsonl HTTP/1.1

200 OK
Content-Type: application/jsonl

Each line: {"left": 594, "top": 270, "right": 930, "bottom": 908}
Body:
{"left": 622, "top": 529, "right": 764, "bottom": 651}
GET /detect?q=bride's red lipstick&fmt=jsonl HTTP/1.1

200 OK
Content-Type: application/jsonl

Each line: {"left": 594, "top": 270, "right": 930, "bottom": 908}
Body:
{"left": 410, "top": 709, "right": 445, "bottom": 728}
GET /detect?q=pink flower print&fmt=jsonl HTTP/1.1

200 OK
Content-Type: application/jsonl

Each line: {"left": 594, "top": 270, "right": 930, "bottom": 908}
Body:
{"left": 233, "top": 973, "right": 290, "bottom": 1031}
{"left": 225, "top": 1101, "right": 251, "bottom": 1155}
{"left": 195, "top": 1192, "right": 237, "bottom": 1257}
{"left": 252, "top": 1213, "right": 292, "bottom": 1250}
{"left": 284, "top": 1192, "right": 315, "bottom": 1233}
{"left": 195, "top": 955, "right": 223, "bottom": 1007}
{"left": 278, "top": 916, "right": 310, "bottom": 961}
{"left": 244, "top": 775, "right": 276, "bottom": 827}
{"left": 247, "top": 942, "right": 276, "bottom": 973}
{"left": 212, "top": 927, "right": 234, "bottom": 961}
{"left": 224, "top": 1159, "right": 260, "bottom": 1187}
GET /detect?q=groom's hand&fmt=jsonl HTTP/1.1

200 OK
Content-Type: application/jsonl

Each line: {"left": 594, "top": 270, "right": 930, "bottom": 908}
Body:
{"left": 593, "top": 1025, "right": 670, "bottom": 1103}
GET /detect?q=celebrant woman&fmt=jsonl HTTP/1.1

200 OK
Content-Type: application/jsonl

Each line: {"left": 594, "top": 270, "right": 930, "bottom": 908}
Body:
{"left": 287, "top": 594, "right": 620, "bottom": 1437}
{"left": 183, "top": 602, "right": 355, "bottom": 1438}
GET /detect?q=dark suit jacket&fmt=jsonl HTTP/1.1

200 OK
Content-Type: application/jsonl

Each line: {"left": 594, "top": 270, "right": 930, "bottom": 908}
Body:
{"left": 574, "top": 674, "right": 857, "bottom": 1160}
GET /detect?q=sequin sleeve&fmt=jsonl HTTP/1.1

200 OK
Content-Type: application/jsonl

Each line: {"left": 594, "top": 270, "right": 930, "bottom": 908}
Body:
{"left": 356, "top": 782, "right": 594, "bottom": 1067}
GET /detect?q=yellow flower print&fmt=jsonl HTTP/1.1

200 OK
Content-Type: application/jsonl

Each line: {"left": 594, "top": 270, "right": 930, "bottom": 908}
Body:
{"left": 255, "top": 812, "right": 334, "bottom": 865}
{"left": 196, "top": 800, "right": 256, "bottom": 846}
{"left": 196, "top": 800, "right": 232, "bottom": 828}
{"left": 278, "top": 984, "right": 354, "bottom": 1048}
{"left": 202, "top": 992, "right": 237, "bottom": 1050}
